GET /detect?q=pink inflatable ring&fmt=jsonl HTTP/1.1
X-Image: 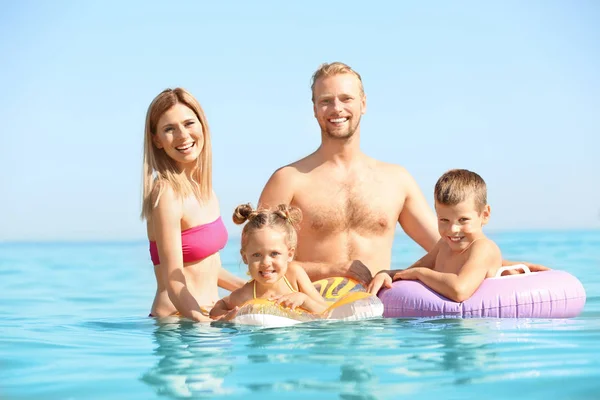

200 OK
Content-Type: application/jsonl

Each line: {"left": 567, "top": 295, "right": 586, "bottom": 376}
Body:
{"left": 378, "top": 265, "right": 586, "bottom": 318}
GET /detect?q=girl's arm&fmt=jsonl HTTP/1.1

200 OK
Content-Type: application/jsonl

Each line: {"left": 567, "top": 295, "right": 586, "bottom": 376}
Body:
{"left": 291, "top": 264, "right": 329, "bottom": 314}
{"left": 209, "top": 284, "right": 252, "bottom": 320}
{"left": 153, "top": 185, "right": 209, "bottom": 322}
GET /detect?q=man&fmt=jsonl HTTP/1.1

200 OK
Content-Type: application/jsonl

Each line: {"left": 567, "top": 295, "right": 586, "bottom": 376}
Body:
{"left": 259, "top": 62, "right": 544, "bottom": 286}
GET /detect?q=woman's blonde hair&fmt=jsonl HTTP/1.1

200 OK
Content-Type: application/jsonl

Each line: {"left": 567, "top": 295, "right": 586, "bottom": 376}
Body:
{"left": 233, "top": 203, "right": 302, "bottom": 253}
{"left": 141, "top": 88, "right": 212, "bottom": 220}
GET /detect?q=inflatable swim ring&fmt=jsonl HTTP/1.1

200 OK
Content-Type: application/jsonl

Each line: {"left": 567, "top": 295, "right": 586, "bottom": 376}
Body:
{"left": 231, "top": 277, "right": 384, "bottom": 327}
{"left": 378, "top": 265, "right": 586, "bottom": 318}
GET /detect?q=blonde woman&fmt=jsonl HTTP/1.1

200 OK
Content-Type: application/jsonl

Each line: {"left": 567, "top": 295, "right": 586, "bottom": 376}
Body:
{"left": 142, "top": 88, "right": 245, "bottom": 321}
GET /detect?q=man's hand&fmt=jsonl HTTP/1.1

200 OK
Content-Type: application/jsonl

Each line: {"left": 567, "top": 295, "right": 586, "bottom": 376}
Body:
{"left": 367, "top": 272, "right": 392, "bottom": 295}
{"left": 346, "top": 260, "right": 373, "bottom": 287}
{"left": 501, "top": 261, "right": 551, "bottom": 275}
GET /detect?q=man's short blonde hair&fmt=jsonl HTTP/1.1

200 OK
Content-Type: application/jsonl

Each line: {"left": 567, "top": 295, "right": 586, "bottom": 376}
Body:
{"left": 310, "top": 62, "right": 364, "bottom": 102}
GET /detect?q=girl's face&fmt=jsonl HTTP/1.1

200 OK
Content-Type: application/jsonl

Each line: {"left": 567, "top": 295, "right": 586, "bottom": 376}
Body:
{"left": 242, "top": 227, "right": 295, "bottom": 285}
{"left": 153, "top": 103, "right": 204, "bottom": 171}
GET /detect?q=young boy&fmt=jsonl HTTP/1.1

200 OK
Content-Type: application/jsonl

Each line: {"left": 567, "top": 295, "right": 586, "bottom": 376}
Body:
{"left": 367, "top": 169, "right": 502, "bottom": 302}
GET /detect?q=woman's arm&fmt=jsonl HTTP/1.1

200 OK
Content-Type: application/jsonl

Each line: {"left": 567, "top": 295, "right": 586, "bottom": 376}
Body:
{"left": 153, "top": 185, "right": 210, "bottom": 322}
{"left": 218, "top": 268, "right": 246, "bottom": 292}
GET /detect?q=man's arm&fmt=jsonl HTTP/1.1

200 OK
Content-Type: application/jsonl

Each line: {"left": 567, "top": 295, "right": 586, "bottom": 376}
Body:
{"left": 501, "top": 259, "right": 550, "bottom": 272}
{"left": 397, "top": 168, "right": 440, "bottom": 252}
{"left": 258, "top": 166, "right": 296, "bottom": 208}
{"left": 393, "top": 240, "right": 500, "bottom": 302}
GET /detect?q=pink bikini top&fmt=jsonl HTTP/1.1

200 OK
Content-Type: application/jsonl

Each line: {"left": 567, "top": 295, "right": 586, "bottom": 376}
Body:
{"left": 149, "top": 216, "right": 228, "bottom": 266}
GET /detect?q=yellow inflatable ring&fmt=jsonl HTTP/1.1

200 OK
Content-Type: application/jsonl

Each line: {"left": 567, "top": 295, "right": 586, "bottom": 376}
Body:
{"left": 231, "top": 277, "right": 383, "bottom": 327}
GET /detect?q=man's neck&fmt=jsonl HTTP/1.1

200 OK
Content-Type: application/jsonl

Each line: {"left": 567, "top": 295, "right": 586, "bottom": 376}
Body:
{"left": 317, "top": 131, "right": 363, "bottom": 166}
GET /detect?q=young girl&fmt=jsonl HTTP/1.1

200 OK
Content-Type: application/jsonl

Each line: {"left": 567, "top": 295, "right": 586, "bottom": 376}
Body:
{"left": 209, "top": 204, "right": 329, "bottom": 319}
{"left": 142, "top": 88, "right": 245, "bottom": 321}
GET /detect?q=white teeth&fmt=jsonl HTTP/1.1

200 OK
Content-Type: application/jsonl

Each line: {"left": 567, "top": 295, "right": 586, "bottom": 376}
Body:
{"left": 449, "top": 237, "right": 463, "bottom": 242}
{"left": 176, "top": 143, "right": 194, "bottom": 151}
{"left": 329, "top": 117, "right": 348, "bottom": 123}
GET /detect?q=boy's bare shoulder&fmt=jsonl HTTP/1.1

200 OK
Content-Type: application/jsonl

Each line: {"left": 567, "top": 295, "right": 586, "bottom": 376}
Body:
{"left": 467, "top": 238, "right": 502, "bottom": 261}
{"left": 471, "top": 237, "right": 500, "bottom": 251}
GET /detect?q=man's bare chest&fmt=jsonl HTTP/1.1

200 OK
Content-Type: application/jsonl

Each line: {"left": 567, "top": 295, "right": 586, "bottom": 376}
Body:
{"left": 293, "top": 178, "right": 402, "bottom": 235}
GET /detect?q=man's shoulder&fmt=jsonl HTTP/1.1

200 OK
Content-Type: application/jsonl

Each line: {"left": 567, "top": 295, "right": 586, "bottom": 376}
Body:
{"left": 367, "top": 157, "right": 413, "bottom": 182}
{"left": 269, "top": 153, "right": 318, "bottom": 180}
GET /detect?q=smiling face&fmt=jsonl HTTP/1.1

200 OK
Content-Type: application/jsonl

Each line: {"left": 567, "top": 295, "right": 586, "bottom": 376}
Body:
{"left": 312, "top": 73, "right": 366, "bottom": 140}
{"left": 241, "top": 227, "right": 295, "bottom": 285}
{"left": 152, "top": 103, "right": 204, "bottom": 171}
{"left": 435, "top": 197, "right": 491, "bottom": 252}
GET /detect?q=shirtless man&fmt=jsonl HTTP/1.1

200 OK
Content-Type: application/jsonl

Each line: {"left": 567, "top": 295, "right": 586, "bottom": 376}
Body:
{"left": 259, "top": 62, "right": 543, "bottom": 285}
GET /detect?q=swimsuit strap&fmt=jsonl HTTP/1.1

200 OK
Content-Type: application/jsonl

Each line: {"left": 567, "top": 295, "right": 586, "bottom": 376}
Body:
{"left": 253, "top": 276, "right": 296, "bottom": 300}
{"left": 283, "top": 275, "right": 297, "bottom": 293}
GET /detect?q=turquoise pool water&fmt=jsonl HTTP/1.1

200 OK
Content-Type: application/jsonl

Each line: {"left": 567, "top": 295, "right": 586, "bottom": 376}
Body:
{"left": 1, "top": 230, "right": 599, "bottom": 399}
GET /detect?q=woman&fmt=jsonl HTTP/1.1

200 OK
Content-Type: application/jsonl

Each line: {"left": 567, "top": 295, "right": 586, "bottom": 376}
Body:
{"left": 141, "top": 88, "right": 245, "bottom": 321}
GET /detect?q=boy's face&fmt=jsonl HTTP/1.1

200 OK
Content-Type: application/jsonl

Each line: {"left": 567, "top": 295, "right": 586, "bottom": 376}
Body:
{"left": 435, "top": 198, "right": 491, "bottom": 252}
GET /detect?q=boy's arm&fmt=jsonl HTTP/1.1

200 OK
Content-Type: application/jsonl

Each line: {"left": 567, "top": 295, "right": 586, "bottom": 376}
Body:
{"left": 381, "top": 239, "right": 442, "bottom": 278}
{"left": 367, "top": 240, "right": 442, "bottom": 294}
{"left": 405, "top": 239, "right": 443, "bottom": 270}
{"left": 394, "top": 240, "right": 500, "bottom": 302}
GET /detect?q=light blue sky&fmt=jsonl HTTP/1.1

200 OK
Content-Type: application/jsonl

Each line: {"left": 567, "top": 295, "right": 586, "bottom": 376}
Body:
{"left": 1, "top": 1, "right": 598, "bottom": 241}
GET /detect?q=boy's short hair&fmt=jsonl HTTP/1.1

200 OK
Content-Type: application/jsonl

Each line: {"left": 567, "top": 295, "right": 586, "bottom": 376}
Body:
{"left": 434, "top": 169, "right": 487, "bottom": 212}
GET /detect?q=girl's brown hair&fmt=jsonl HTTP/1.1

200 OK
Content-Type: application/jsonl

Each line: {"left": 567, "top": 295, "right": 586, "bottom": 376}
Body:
{"left": 233, "top": 203, "right": 302, "bottom": 252}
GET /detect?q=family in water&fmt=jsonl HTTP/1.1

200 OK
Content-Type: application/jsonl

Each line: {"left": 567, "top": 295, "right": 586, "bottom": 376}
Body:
{"left": 142, "top": 62, "right": 549, "bottom": 321}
